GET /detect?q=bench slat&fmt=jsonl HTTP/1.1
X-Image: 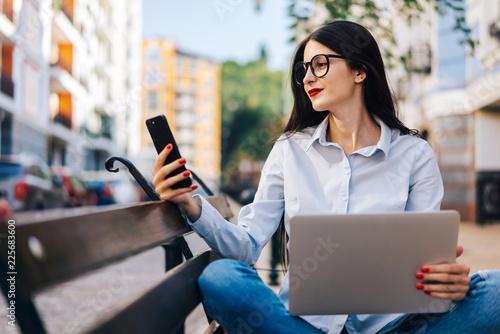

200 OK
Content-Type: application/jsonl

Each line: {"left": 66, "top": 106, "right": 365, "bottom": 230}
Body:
{"left": 3, "top": 201, "right": 189, "bottom": 297}
{"left": 88, "top": 250, "right": 220, "bottom": 334}
{"left": 205, "top": 194, "right": 233, "bottom": 220}
{"left": 1, "top": 194, "right": 231, "bottom": 298}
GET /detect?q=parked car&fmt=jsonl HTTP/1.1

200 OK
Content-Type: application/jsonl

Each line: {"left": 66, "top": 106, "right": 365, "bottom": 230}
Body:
{"left": 0, "top": 189, "right": 13, "bottom": 220}
{"left": 0, "top": 153, "right": 69, "bottom": 211}
{"left": 80, "top": 170, "right": 143, "bottom": 206}
{"left": 81, "top": 179, "right": 114, "bottom": 206}
{"left": 51, "top": 166, "right": 91, "bottom": 207}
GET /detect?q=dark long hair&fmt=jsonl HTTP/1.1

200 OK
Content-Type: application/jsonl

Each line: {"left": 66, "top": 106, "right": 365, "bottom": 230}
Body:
{"left": 277, "top": 21, "right": 419, "bottom": 272}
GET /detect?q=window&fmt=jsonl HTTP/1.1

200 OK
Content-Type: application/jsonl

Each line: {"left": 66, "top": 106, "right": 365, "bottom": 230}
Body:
{"left": 437, "top": 10, "right": 466, "bottom": 83}
{"left": 145, "top": 70, "right": 163, "bottom": 86}
{"left": 146, "top": 44, "right": 160, "bottom": 62}
{"left": 148, "top": 91, "right": 158, "bottom": 111}
{"left": 467, "top": 24, "right": 484, "bottom": 81}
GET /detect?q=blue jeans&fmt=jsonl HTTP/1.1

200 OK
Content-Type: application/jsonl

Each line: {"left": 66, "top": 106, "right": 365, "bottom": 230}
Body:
{"left": 198, "top": 259, "right": 500, "bottom": 334}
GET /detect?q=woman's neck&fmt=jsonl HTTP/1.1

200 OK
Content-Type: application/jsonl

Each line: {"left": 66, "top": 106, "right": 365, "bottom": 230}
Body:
{"left": 326, "top": 110, "right": 381, "bottom": 156}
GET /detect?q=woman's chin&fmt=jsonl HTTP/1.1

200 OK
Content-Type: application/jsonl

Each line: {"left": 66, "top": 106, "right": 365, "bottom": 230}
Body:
{"left": 312, "top": 104, "right": 328, "bottom": 112}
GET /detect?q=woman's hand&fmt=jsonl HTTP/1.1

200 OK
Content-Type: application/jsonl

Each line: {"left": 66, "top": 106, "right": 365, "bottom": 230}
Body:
{"left": 151, "top": 144, "right": 202, "bottom": 221}
{"left": 415, "top": 246, "right": 471, "bottom": 300}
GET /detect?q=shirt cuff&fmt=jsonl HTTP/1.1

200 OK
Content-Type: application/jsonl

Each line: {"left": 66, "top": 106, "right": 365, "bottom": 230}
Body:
{"left": 186, "top": 194, "right": 219, "bottom": 238}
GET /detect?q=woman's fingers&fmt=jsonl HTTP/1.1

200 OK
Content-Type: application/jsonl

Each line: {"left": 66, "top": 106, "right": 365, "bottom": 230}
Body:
{"left": 416, "top": 272, "right": 471, "bottom": 286}
{"left": 152, "top": 157, "right": 187, "bottom": 187}
{"left": 421, "top": 263, "right": 470, "bottom": 275}
{"left": 420, "top": 282, "right": 470, "bottom": 293}
{"left": 423, "top": 291, "right": 469, "bottom": 299}
{"left": 157, "top": 184, "right": 197, "bottom": 201}
{"left": 155, "top": 170, "right": 191, "bottom": 194}
{"left": 152, "top": 144, "right": 172, "bottom": 176}
{"left": 418, "top": 281, "right": 470, "bottom": 300}
{"left": 151, "top": 145, "right": 197, "bottom": 203}
{"left": 456, "top": 245, "right": 464, "bottom": 258}
{"left": 416, "top": 262, "right": 471, "bottom": 300}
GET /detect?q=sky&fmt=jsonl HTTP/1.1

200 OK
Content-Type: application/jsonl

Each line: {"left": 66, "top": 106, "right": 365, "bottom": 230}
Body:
{"left": 142, "top": 0, "right": 297, "bottom": 71}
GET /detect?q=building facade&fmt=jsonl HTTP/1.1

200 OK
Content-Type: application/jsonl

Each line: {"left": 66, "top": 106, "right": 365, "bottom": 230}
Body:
{"left": 141, "top": 39, "right": 221, "bottom": 190}
{"left": 392, "top": 0, "right": 500, "bottom": 222}
{"left": 0, "top": 0, "right": 141, "bottom": 173}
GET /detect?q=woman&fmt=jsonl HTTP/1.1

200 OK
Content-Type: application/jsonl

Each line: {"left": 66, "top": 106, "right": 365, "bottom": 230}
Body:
{"left": 152, "top": 21, "right": 500, "bottom": 334}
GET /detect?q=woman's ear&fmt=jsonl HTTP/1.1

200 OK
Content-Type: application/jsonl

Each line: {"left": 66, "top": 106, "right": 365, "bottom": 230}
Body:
{"left": 354, "top": 68, "right": 367, "bottom": 84}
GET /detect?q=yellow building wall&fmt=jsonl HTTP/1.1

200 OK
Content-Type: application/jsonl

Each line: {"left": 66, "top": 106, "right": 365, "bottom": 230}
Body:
{"left": 141, "top": 39, "right": 221, "bottom": 185}
{"left": 193, "top": 60, "right": 221, "bottom": 180}
{"left": 141, "top": 39, "right": 176, "bottom": 150}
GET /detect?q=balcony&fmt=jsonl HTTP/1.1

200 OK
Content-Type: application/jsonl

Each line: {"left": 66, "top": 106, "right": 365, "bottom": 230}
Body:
{"left": 0, "top": 72, "right": 14, "bottom": 98}
{"left": 52, "top": 0, "right": 73, "bottom": 23}
{"left": 175, "top": 112, "right": 193, "bottom": 127}
{"left": 53, "top": 112, "right": 72, "bottom": 129}
{"left": 96, "top": 17, "right": 113, "bottom": 43}
{"left": 176, "top": 128, "right": 195, "bottom": 145}
{"left": 95, "top": 62, "right": 112, "bottom": 79}
{"left": 51, "top": 10, "right": 83, "bottom": 50}
{"left": 52, "top": 57, "right": 72, "bottom": 75}
{"left": 2, "top": 0, "right": 14, "bottom": 22}
{"left": 50, "top": 65, "right": 84, "bottom": 99}
{"left": 51, "top": 43, "right": 73, "bottom": 75}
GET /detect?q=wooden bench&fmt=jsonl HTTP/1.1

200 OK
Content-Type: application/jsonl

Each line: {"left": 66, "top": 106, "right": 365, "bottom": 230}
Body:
{"left": 0, "top": 190, "right": 233, "bottom": 333}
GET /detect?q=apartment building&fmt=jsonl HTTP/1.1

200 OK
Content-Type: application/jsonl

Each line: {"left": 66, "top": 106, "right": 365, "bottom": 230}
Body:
{"left": 141, "top": 39, "right": 221, "bottom": 190}
{"left": 391, "top": 0, "right": 500, "bottom": 222}
{"left": 0, "top": 0, "right": 141, "bottom": 173}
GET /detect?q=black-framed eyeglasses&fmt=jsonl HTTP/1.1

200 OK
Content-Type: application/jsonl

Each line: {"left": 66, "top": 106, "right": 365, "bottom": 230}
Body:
{"left": 294, "top": 54, "right": 347, "bottom": 85}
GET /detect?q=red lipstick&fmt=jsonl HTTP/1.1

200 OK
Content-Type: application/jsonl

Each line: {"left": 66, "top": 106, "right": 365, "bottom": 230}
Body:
{"left": 308, "top": 88, "right": 323, "bottom": 97}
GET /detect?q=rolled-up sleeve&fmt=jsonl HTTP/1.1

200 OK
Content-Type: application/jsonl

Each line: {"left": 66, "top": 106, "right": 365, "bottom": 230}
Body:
{"left": 405, "top": 142, "right": 444, "bottom": 212}
{"left": 188, "top": 141, "right": 285, "bottom": 265}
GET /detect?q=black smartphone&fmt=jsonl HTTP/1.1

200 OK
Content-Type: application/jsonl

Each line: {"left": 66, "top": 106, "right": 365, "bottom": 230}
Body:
{"left": 146, "top": 115, "right": 192, "bottom": 189}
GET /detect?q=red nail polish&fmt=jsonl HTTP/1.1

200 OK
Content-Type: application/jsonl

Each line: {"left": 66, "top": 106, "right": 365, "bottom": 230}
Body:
{"left": 191, "top": 185, "right": 198, "bottom": 190}
{"left": 421, "top": 267, "right": 430, "bottom": 273}
{"left": 425, "top": 291, "right": 432, "bottom": 295}
{"left": 416, "top": 273, "right": 424, "bottom": 279}
{"left": 183, "top": 171, "right": 190, "bottom": 177}
{"left": 416, "top": 284, "right": 424, "bottom": 290}
{"left": 179, "top": 158, "right": 186, "bottom": 164}
{"left": 166, "top": 144, "right": 172, "bottom": 150}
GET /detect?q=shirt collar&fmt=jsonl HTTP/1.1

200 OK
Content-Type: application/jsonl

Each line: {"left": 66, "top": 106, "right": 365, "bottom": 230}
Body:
{"left": 305, "top": 115, "right": 392, "bottom": 158}
{"left": 305, "top": 116, "right": 330, "bottom": 151}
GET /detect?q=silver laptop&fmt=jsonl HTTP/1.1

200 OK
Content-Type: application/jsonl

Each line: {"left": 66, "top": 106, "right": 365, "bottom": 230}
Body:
{"left": 288, "top": 211, "right": 460, "bottom": 315}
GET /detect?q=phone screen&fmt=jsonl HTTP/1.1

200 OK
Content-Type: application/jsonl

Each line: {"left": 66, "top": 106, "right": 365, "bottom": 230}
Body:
{"left": 146, "top": 115, "right": 192, "bottom": 189}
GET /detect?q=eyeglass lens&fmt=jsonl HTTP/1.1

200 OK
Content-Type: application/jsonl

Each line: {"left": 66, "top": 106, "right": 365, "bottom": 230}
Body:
{"left": 294, "top": 54, "right": 329, "bottom": 84}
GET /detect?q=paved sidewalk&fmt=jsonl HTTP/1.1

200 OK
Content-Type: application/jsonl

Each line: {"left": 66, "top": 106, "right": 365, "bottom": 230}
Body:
{"left": 1, "top": 221, "right": 499, "bottom": 333}
{"left": 455, "top": 222, "right": 500, "bottom": 274}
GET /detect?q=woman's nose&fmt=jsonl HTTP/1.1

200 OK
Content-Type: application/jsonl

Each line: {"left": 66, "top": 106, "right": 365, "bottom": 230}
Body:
{"left": 303, "top": 65, "right": 316, "bottom": 84}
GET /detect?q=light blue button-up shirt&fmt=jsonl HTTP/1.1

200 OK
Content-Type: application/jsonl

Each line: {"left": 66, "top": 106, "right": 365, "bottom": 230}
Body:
{"left": 189, "top": 116, "right": 444, "bottom": 334}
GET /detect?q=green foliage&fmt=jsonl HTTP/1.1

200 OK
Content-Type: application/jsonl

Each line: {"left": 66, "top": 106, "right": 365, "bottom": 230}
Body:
{"left": 288, "top": 0, "right": 477, "bottom": 68}
{"left": 52, "top": 0, "right": 62, "bottom": 10}
{"left": 220, "top": 56, "right": 283, "bottom": 190}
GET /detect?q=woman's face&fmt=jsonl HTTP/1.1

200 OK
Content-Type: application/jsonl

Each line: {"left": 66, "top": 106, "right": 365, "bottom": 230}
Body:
{"left": 302, "top": 40, "right": 364, "bottom": 113}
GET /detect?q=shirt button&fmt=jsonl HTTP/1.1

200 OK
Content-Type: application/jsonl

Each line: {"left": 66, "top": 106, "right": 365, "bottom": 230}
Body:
{"left": 345, "top": 170, "right": 350, "bottom": 175}
{"left": 343, "top": 196, "right": 348, "bottom": 201}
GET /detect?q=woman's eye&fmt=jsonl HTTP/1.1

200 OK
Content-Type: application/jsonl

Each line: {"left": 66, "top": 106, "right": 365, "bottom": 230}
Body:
{"left": 316, "top": 63, "right": 327, "bottom": 68}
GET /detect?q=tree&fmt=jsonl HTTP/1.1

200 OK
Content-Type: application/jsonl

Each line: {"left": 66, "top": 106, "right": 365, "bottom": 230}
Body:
{"left": 288, "top": 0, "right": 475, "bottom": 69}
{"left": 220, "top": 52, "right": 283, "bottom": 198}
